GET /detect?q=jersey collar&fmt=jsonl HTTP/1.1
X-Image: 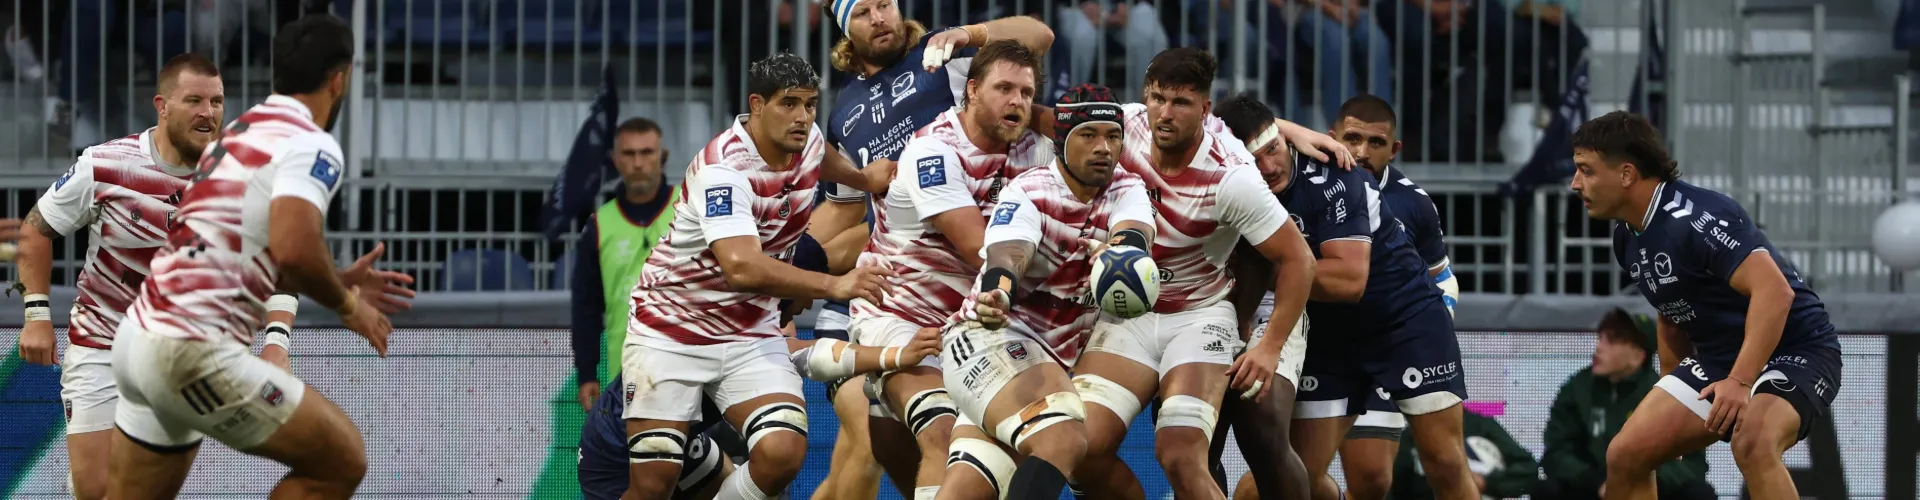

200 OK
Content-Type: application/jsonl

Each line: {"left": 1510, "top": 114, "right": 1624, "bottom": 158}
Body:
{"left": 140, "top": 127, "right": 196, "bottom": 177}
{"left": 1636, "top": 181, "right": 1668, "bottom": 234}
{"left": 263, "top": 94, "right": 315, "bottom": 121}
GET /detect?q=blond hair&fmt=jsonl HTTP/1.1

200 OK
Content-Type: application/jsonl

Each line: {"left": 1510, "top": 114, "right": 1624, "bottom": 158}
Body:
{"left": 831, "top": 19, "right": 928, "bottom": 75}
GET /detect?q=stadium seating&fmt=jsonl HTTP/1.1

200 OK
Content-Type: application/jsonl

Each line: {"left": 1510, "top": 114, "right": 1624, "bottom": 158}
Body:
{"left": 443, "top": 249, "right": 537, "bottom": 291}
{"left": 382, "top": 0, "right": 496, "bottom": 48}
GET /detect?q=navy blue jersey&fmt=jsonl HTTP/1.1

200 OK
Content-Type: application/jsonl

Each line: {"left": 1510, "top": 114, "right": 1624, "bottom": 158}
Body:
{"left": 1274, "top": 153, "right": 1441, "bottom": 331}
{"left": 821, "top": 32, "right": 978, "bottom": 203}
{"left": 1610, "top": 181, "right": 1841, "bottom": 367}
{"left": 1377, "top": 165, "right": 1448, "bottom": 270}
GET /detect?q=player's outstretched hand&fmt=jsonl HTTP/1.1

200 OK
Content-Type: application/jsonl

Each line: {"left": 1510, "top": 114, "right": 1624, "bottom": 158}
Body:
{"left": 829, "top": 265, "right": 898, "bottom": 304}
{"left": 1699, "top": 378, "right": 1750, "bottom": 435}
{"left": 1275, "top": 120, "right": 1355, "bottom": 170}
{"left": 1226, "top": 344, "right": 1281, "bottom": 403}
{"left": 966, "top": 289, "right": 1010, "bottom": 330}
{"left": 17, "top": 321, "right": 56, "bottom": 365}
{"left": 339, "top": 293, "right": 392, "bottom": 357}
{"left": 863, "top": 158, "right": 897, "bottom": 195}
{"left": 0, "top": 218, "right": 21, "bottom": 242}
{"left": 922, "top": 28, "right": 970, "bottom": 72}
{"left": 340, "top": 243, "right": 417, "bottom": 314}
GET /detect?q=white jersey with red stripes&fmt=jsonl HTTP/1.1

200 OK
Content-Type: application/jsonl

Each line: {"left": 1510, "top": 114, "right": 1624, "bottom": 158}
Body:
{"left": 1119, "top": 103, "right": 1290, "bottom": 313}
{"left": 960, "top": 165, "right": 1155, "bottom": 366}
{"left": 853, "top": 108, "right": 1054, "bottom": 328}
{"left": 128, "top": 95, "right": 345, "bottom": 346}
{"left": 629, "top": 116, "right": 824, "bottom": 345}
{"left": 34, "top": 129, "right": 195, "bottom": 349}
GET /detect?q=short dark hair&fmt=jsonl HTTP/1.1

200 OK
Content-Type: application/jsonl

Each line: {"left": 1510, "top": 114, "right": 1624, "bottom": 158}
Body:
{"left": 747, "top": 52, "right": 822, "bottom": 103}
{"left": 967, "top": 40, "right": 1042, "bottom": 87}
{"left": 1571, "top": 111, "right": 1679, "bottom": 181}
{"left": 1595, "top": 308, "right": 1642, "bottom": 348}
{"left": 1143, "top": 47, "right": 1216, "bottom": 95}
{"left": 271, "top": 14, "right": 354, "bottom": 95}
{"left": 158, "top": 53, "right": 220, "bottom": 95}
{"left": 616, "top": 117, "right": 662, "bottom": 137}
{"left": 1336, "top": 94, "right": 1396, "bottom": 134}
{"left": 1211, "top": 91, "right": 1275, "bottom": 144}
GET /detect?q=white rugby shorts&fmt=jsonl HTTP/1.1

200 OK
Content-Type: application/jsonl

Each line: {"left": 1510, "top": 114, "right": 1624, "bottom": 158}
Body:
{"left": 111, "top": 320, "right": 305, "bottom": 451}
{"left": 620, "top": 333, "right": 804, "bottom": 423}
{"left": 1087, "top": 301, "right": 1241, "bottom": 374}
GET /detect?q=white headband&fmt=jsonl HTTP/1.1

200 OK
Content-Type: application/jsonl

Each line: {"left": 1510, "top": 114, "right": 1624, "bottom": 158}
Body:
{"left": 1247, "top": 119, "right": 1284, "bottom": 152}
{"left": 833, "top": 0, "right": 865, "bottom": 35}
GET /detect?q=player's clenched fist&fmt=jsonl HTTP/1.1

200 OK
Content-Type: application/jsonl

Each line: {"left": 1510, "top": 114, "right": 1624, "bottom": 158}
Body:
{"left": 966, "top": 289, "right": 1010, "bottom": 330}
{"left": 17, "top": 321, "right": 56, "bottom": 365}
{"left": 829, "top": 265, "right": 898, "bottom": 304}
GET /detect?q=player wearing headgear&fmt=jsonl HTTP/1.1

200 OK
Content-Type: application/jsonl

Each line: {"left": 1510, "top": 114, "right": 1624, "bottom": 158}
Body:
{"left": 1568, "top": 112, "right": 1842, "bottom": 500}
{"left": 1275, "top": 94, "right": 1453, "bottom": 500}
{"left": 814, "top": 3, "right": 1056, "bottom": 492}
{"left": 619, "top": 52, "right": 894, "bottom": 500}
{"left": 850, "top": 39, "right": 1053, "bottom": 500}
{"left": 13, "top": 52, "right": 318, "bottom": 500}
{"left": 1213, "top": 92, "right": 1481, "bottom": 500}
{"left": 1065, "top": 48, "right": 1333, "bottom": 500}
{"left": 931, "top": 83, "right": 1155, "bottom": 500}
{"left": 107, "top": 15, "right": 416, "bottom": 499}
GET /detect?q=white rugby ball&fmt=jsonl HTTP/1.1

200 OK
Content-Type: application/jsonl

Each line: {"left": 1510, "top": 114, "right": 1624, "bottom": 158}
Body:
{"left": 1091, "top": 245, "right": 1160, "bottom": 319}
{"left": 1872, "top": 201, "right": 1920, "bottom": 271}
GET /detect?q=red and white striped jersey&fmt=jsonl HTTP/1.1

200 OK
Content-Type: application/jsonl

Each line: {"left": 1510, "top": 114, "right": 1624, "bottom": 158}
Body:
{"left": 959, "top": 165, "right": 1155, "bottom": 366}
{"left": 34, "top": 129, "right": 195, "bottom": 349}
{"left": 629, "top": 117, "right": 824, "bottom": 345}
{"left": 1120, "top": 103, "right": 1290, "bottom": 313}
{"left": 128, "top": 95, "right": 346, "bottom": 346}
{"left": 854, "top": 109, "right": 1054, "bottom": 328}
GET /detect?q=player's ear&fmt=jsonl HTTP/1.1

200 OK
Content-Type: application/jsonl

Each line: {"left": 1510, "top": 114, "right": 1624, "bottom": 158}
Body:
{"left": 660, "top": 148, "right": 670, "bottom": 168}
{"left": 748, "top": 93, "right": 766, "bottom": 116}
{"left": 153, "top": 94, "right": 168, "bottom": 118}
{"left": 1391, "top": 140, "right": 1403, "bottom": 157}
{"left": 1618, "top": 161, "right": 1641, "bottom": 186}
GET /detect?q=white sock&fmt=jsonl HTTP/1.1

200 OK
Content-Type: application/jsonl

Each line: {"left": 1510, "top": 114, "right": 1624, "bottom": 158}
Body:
{"left": 914, "top": 486, "right": 941, "bottom": 500}
{"left": 717, "top": 461, "right": 774, "bottom": 500}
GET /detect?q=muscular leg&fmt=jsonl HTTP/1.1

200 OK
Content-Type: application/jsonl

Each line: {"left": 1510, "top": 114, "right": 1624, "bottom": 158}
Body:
{"left": 67, "top": 429, "right": 112, "bottom": 500}
{"left": 870, "top": 416, "right": 924, "bottom": 495}
{"left": 1227, "top": 379, "right": 1309, "bottom": 500}
{"left": 1156, "top": 362, "right": 1231, "bottom": 500}
{"left": 985, "top": 363, "right": 1087, "bottom": 499}
{"left": 880, "top": 366, "right": 959, "bottom": 498}
{"left": 934, "top": 423, "right": 1014, "bottom": 500}
{"left": 1337, "top": 436, "right": 1400, "bottom": 500}
{"left": 721, "top": 393, "right": 811, "bottom": 498}
{"left": 1403, "top": 405, "right": 1478, "bottom": 500}
{"left": 1729, "top": 394, "right": 1805, "bottom": 500}
{"left": 1602, "top": 388, "right": 1719, "bottom": 500}
{"left": 1068, "top": 352, "right": 1157, "bottom": 500}
{"left": 235, "top": 387, "right": 371, "bottom": 500}
{"left": 813, "top": 377, "right": 885, "bottom": 500}
{"left": 621, "top": 418, "right": 694, "bottom": 500}
{"left": 106, "top": 429, "right": 201, "bottom": 500}
{"left": 1291, "top": 415, "right": 1357, "bottom": 500}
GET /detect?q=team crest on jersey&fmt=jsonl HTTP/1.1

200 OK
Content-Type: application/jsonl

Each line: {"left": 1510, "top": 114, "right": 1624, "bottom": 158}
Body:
{"left": 705, "top": 187, "right": 734, "bottom": 217}
{"left": 917, "top": 157, "right": 947, "bottom": 188}
{"left": 990, "top": 201, "right": 1019, "bottom": 226}
{"left": 260, "top": 382, "right": 285, "bottom": 407}
{"left": 1004, "top": 342, "right": 1028, "bottom": 360}
{"left": 891, "top": 71, "right": 918, "bottom": 104}
{"left": 310, "top": 152, "right": 343, "bottom": 188}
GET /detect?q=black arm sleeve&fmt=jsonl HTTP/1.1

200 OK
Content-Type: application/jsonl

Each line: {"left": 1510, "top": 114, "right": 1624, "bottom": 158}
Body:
{"left": 570, "top": 222, "right": 606, "bottom": 383}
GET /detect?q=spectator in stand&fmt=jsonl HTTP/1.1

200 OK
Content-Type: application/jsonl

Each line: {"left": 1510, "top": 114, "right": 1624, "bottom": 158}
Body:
{"left": 1389, "top": 409, "right": 1539, "bottom": 499}
{"left": 1292, "top": 0, "right": 1393, "bottom": 128}
{"left": 569, "top": 118, "right": 677, "bottom": 411}
{"left": 1536, "top": 308, "right": 1715, "bottom": 500}
{"left": 1054, "top": 1, "right": 1170, "bottom": 97}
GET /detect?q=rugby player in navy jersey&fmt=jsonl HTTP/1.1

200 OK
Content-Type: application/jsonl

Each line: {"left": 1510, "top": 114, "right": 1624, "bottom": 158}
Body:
{"left": 811, "top": 1, "right": 1056, "bottom": 495}
{"left": 1214, "top": 93, "right": 1481, "bottom": 500}
{"left": 1568, "top": 112, "right": 1842, "bottom": 500}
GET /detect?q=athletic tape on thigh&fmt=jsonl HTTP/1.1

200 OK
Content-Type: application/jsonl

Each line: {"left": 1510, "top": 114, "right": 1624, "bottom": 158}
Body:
{"left": 743, "top": 402, "right": 808, "bottom": 450}
{"left": 993, "top": 391, "right": 1087, "bottom": 451}
{"left": 905, "top": 388, "right": 959, "bottom": 435}
{"left": 1154, "top": 394, "right": 1219, "bottom": 439}
{"left": 947, "top": 437, "right": 1016, "bottom": 500}
{"left": 1072, "top": 374, "right": 1143, "bottom": 424}
{"left": 676, "top": 433, "right": 724, "bottom": 491}
{"left": 628, "top": 428, "right": 688, "bottom": 464}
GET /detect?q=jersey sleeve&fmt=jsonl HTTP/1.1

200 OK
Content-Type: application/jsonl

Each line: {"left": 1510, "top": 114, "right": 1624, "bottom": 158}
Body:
{"left": 268, "top": 145, "right": 346, "bottom": 214}
{"left": 980, "top": 184, "right": 1045, "bottom": 258}
{"left": 1310, "top": 166, "right": 1375, "bottom": 243}
{"left": 1110, "top": 178, "right": 1156, "bottom": 228}
{"left": 1216, "top": 167, "right": 1290, "bottom": 245}
{"left": 690, "top": 166, "right": 759, "bottom": 242}
{"left": 34, "top": 160, "right": 99, "bottom": 236}
{"left": 1688, "top": 208, "right": 1773, "bottom": 281}
{"left": 1391, "top": 189, "right": 1449, "bottom": 268}
{"left": 820, "top": 147, "right": 869, "bottom": 204}
{"left": 941, "top": 43, "right": 978, "bottom": 103}
{"left": 898, "top": 143, "right": 976, "bottom": 221}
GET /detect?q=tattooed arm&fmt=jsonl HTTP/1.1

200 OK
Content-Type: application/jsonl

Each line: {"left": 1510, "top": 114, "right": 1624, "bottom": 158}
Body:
{"left": 17, "top": 162, "right": 95, "bottom": 366}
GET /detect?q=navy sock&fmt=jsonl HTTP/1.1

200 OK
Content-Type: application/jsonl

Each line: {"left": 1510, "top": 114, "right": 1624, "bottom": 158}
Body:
{"left": 1007, "top": 456, "right": 1070, "bottom": 500}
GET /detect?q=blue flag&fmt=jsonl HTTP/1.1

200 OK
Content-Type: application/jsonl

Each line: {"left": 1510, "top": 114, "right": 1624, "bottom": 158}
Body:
{"left": 1500, "top": 57, "right": 1590, "bottom": 196}
{"left": 542, "top": 65, "right": 619, "bottom": 239}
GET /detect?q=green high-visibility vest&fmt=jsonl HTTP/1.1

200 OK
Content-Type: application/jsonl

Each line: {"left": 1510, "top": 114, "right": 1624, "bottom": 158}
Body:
{"left": 595, "top": 189, "right": 679, "bottom": 382}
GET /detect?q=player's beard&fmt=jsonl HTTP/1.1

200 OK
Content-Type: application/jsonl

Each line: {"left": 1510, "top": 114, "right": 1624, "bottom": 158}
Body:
{"left": 855, "top": 32, "right": 907, "bottom": 69}
{"left": 165, "top": 115, "right": 215, "bottom": 165}
{"left": 323, "top": 95, "right": 346, "bottom": 131}
{"left": 973, "top": 105, "right": 1026, "bottom": 146}
{"left": 1153, "top": 123, "right": 1195, "bottom": 153}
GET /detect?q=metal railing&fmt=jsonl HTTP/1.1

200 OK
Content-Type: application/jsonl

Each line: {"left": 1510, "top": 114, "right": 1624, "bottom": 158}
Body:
{"left": 0, "top": 0, "right": 1908, "bottom": 294}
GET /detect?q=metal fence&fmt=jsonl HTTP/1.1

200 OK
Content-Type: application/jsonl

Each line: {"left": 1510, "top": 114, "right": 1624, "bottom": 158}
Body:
{"left": 0, "top": 0, "right": 1909, "bottom": 294}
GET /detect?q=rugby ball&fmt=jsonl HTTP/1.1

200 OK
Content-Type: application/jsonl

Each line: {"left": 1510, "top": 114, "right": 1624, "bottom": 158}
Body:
{"left": 1091, "top": 245, "right": 1160, "bottom": 319}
